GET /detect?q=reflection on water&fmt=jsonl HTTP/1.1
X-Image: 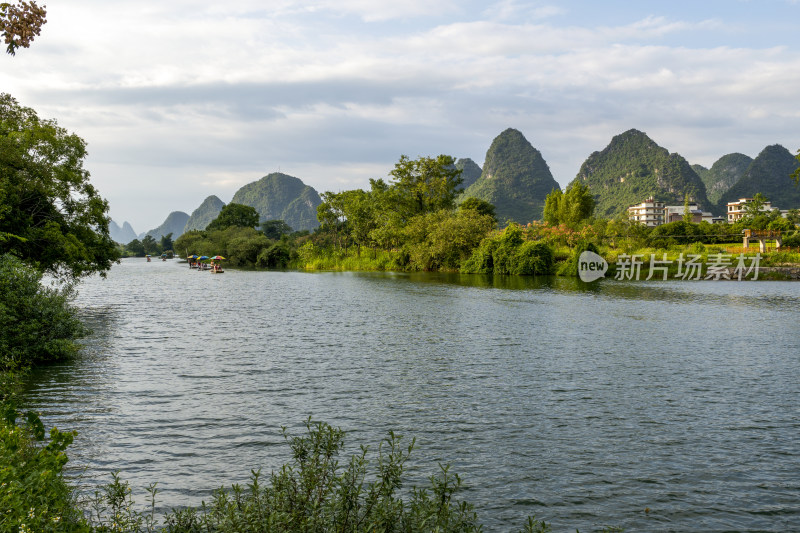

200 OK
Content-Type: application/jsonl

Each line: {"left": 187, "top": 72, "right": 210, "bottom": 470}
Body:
{"left": 24, "top": 259, "right": 800, "bottom": 532}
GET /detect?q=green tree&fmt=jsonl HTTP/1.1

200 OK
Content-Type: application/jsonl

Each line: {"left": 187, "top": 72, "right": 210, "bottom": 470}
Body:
{"left": 141, "top": 234, "right": 158, "bottom": 255}
{"left": 402, "top": 209, "right": 495, "bottom": 271}
{"left": 542, "top": 188, "right": 562, "bottom": 225}
{"left": 260, "top": 219, "right": 292, "bottom": 240}
{"left": 159, "top": 232, "right": 173, "bottom": 253}
{"left": 0, "top": 254, "right": 87, "bottom": 375}
{"left": 388, "top": 154, "right": 463, "bottom": 220}
{"left": 0, "top": 94, "right": 119, "bottom": 279}
{"left": 792, "top": 148, "right": 800, "bottom": 185}
{"left": 459, "top": 197, "right": 497, "bottom": 222}
{"left": 561, "top": 182, "right": 594, "bottom": 226}
{"left": 683, "top": 193, "right": 692, "bottom": 223}
{"left": 743, "top": 193, "right": 769, "bottom": 219}
{"left": 125, "top": 238, "right": 145, "bottom": 257}
{"left": 542, "top": 183, "right": 593, "bottom": 227}
{"left": 0, "top": 1, "right": 46, "bottom": 55}
{"left": 206, "top": 203, "right": 259, "bottom": 231}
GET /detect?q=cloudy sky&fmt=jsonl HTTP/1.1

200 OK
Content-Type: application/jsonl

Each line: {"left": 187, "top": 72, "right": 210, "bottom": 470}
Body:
{"left": 3, "top": 0, "right": 800, "bottom": 232}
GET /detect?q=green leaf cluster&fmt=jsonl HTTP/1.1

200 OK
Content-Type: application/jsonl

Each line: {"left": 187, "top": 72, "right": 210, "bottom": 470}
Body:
{"left": 162, "top": 419, "right": 483, "bottom": 532}
{"left": 0, "top": 415, "right": 84, "bottom": 532}
{"left": 542, "top": 182, "right": 594, "bottom": 227}
{"left": 0, "top": 254, "right": 87, "bottom": 375}
{"left": 206, "top": 203, "right": 260, "bottom": 231}
{"left": 0, "top": 93, "right": 119, "bottom": 280}
{"left": 461, "top": 225, "right": 554, "bottom": 275}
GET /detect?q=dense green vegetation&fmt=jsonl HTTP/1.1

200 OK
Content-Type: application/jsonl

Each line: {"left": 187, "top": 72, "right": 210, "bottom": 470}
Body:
{"left": 205, "top": 203, "right": 259, "bottom": 231}
{"left": 717, "top": 144, "right": 800, "bottom": 212}
{"left": 231, "top": 172, "right": 322, "bottom": 232}
{"left": 461, "top": 128, "right": 560, "bottom": 224}
{"left": 120, "top": 233, "right": 175, "bottom": 258}
{"left": 573, "top": 129, "right": 711, "bottom": 218}
{"left": 183, "top": 195, "right": 225, "bottom": 233}
{"left": 542, "top": 182, "right": 594, "bottom": 228}
{"left": 694, "top": 153, "right": 752, "bottom": 205}
{"left": 0, "top": 93, "right": 119, "bottom": 280}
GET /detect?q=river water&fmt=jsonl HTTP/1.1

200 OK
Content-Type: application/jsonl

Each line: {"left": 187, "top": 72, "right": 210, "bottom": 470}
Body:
{"left": 24, "top": 258, "right": 800, "bottom": 531}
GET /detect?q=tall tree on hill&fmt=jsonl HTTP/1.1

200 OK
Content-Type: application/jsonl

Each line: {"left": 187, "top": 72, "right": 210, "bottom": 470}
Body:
{"left": 206, "top": 203, "right": 260, "bottom": 230}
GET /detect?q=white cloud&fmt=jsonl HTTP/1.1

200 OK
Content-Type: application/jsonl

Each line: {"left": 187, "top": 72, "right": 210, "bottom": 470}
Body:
{"left": 4, "top": 2, "right": 800, "bottom": 229}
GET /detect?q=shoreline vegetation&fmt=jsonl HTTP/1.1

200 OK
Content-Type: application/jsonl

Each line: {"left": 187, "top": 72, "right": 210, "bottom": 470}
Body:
{"left": 119, "top": 154, "right": 798, "bottom": 281}
{"left": 3, "top": 89, "right": 799, "bottom": 531}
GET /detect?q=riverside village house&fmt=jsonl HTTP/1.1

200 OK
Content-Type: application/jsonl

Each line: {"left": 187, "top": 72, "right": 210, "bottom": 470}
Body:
{"left": 628, "top": 196, "right": 790, "bottom": 227}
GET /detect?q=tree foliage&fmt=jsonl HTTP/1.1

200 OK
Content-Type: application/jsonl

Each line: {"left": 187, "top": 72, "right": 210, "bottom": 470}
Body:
{"left": 206, "top": 203, "right": 260, "bottom": 231}
{"left": 0, "top": 93, "right": 119, "bottom": 280}
{"left": 389, "top": 154, "right": 463, "bottom": 220}
{"left": 0, "top": 254, "right": 87, "bottom": 375}
{"left": 458, "top": 197, "right": 496, "bottom": 222}
{"left": 260, "top": 219, "right": 292, "bottom": 240}
{"left": 542, "top": 182, "right": 594, "bottom": 227}
{"left": 0, "top": 1, "right": 46, "bottom": 55}
{"left": 461, "top": 225, "right": 554, "bottom": 275}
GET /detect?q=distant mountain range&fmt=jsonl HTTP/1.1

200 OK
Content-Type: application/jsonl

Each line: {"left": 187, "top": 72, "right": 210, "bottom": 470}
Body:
{"left": 716, "top": 145, "right": 800, "bottom": 212}
{"left": 454, "top": 158, "right": 482, "bottom": 190}
{"left": 113, "top": 173, "right": 323, "bottom": 244}
{"left": 115, "top": 131, "right": 800, "bottom": 240}
{"left": 108, "top": 220, "right": 138, "bottom": 244}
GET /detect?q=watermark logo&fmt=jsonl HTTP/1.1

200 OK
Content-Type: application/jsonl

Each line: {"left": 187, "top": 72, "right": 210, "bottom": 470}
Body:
{"left": 614, "top": 253, "right": 761, "bottom": 281}
{"left": 578, "top": 251, "right": 608, "bottom": 282}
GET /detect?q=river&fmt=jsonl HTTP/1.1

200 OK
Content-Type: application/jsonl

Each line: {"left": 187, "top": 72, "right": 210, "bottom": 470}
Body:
{"left": 24, "top": 258, "right": 800, "bottom": 531}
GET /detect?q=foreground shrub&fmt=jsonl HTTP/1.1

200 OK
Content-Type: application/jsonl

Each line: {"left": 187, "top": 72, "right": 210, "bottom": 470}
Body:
{"left": 461, "top": 226, "right": 553, "bottom": 276}
{"left": 163, "top": 418, "right": 482, "bottom": 532}
{"left": 0, "top": 412, "right": 84, "bottom": 533}
{"left": 557, "top": 241, "right": 600, "bottom": 277}
{"left": 0, "top": 254, "right": 87, "bottom": 378}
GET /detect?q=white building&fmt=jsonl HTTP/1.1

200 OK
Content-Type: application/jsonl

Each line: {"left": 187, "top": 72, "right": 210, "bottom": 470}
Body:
{"left": 629, "top": 197, "right": 714, "bottom": 226}
{"left": 726, "top": 198, "right": 774, "bottom": 223}
{"left": 628, "top": 197, "right": 665, "bottom": 227}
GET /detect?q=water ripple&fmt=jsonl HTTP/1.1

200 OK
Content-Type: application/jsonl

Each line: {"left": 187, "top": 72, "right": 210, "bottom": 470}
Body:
{"left": 22, "top": 259, "right": 800, "bottom": 532}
